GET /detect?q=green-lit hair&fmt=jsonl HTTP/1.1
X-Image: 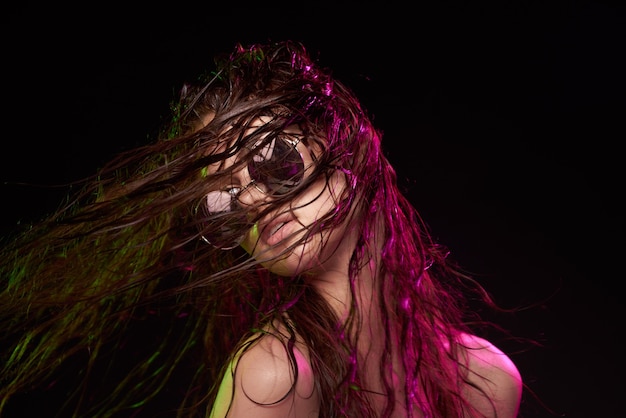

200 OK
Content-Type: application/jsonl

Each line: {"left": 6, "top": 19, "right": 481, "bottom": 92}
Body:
{"left": 0, "top": 40, "right": 501, "bottom": 417}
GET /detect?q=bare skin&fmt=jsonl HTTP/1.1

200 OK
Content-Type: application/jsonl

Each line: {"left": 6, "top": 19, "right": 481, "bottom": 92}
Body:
{"left": 208, "top": 119, "right": 522, "bottom": 418}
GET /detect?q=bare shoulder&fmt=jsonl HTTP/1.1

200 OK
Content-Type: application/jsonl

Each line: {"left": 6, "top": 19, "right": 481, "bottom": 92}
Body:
{"left": 457, "top": 332, "right": 523, "bottom": 418}
{"left": 236, "top": 333, "right": 316, "bottom": 405}
{"left": 210, "top": 330, "right": 319, "bottom": 418}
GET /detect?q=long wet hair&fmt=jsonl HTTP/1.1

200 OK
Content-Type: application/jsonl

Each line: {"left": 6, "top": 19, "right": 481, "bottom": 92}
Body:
{"left": 1, "top": 40, "right": 504, "bottom": 417}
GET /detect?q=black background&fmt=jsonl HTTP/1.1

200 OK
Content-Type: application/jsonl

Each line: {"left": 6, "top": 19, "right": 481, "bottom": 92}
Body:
{"left": 2, "top": 2, "right": 624, "bottom": 417}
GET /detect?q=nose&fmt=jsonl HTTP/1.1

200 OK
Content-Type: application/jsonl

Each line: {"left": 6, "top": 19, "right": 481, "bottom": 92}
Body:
{"left": 229, "top": 162, "right": 267, "bottom": 208}
{"left": 235, "top": 181, "right": 267, "bottom": 208}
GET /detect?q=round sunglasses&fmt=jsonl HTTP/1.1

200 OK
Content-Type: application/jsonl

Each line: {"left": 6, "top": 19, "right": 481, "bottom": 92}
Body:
{"left": 201, "top": 134, "right": 306, "bottom": 249}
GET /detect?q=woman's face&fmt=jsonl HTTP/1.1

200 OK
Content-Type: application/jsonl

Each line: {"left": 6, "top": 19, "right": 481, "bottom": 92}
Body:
{"left": 205, "top": 116, "right": 356, "bottom": 277}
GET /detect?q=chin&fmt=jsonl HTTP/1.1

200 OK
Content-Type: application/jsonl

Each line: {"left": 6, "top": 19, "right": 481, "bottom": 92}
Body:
{"left": 242, "top": 223, "right": 343, "bottom": 277}
{"left": 258, "top": 247, "right": 313, "bottom": 277}
{"left": 242, "top": 238, "right": 318, "bottom": 277}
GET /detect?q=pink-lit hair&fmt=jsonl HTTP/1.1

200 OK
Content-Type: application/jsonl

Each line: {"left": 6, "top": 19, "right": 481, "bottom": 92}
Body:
{"left": 0, "top": 40, "right": 508, "bottom": 417}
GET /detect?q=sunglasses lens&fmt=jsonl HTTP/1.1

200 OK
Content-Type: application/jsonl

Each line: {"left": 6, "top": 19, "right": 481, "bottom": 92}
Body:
{"left": 248, "top": 137, "right": 304, "bottom": 195}
{"left": 203, "top": 190, "right": 246, "bottom": 249}
{"left": 200, "top": 137, "right": 305, "bottom": 250}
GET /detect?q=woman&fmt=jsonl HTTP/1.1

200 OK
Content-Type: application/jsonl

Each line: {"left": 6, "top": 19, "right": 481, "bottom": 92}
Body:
{"left": 0, "top": 40, "right": 522, "bottom": 417}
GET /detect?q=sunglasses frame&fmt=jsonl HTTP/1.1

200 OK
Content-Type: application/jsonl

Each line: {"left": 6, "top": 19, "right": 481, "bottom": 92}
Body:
{"left": 200, "top": 134, "right": 306, "bottom": 249}
{"left": 215, "top": 134, "right": 304, "bottom": 208}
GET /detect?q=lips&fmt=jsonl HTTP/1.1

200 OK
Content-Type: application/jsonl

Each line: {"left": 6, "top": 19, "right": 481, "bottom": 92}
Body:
{"left": 270, "top": 222, "right": 287, "bottom": 237}
{"left": 260, "top": 214, "right": 294, "bottom": 246}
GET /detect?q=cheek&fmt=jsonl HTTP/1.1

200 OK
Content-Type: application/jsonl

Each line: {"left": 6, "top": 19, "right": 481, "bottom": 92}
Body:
{"left": 291, "top": 174, "right": 345, "bottom": 227}
{"left": 313, "top": 171, "right": 347, "bottom": 216}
